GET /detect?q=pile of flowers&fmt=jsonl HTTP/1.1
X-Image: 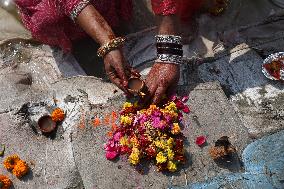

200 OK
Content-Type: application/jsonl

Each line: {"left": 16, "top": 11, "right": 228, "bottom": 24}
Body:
{"left": 104, "top": 96, "right": 190, "bottom": 172}
{"left": 3, "top": 155, "right": 29, "bottom": 178}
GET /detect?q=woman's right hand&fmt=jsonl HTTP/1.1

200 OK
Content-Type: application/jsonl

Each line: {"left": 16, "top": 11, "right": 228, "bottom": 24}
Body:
{"left": 104, "top": 48, "right": 140, "bottom": 94}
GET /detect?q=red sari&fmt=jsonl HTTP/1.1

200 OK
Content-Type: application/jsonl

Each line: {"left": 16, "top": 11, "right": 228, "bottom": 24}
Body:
{"left": 15, "top": 0, "right": 202, "bottom": 52}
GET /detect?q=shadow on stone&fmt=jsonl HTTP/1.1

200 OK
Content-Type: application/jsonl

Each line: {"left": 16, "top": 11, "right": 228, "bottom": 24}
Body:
{"left": 213, "top": 151, "right": 243, "bottom": 172}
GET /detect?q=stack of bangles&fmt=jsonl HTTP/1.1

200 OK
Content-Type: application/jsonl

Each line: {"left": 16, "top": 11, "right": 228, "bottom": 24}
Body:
{"left": 155, "top": 35, "right": 183, "bottom": 65}
{"left": 97, "top": 37, "right": 126, "bottom": 58}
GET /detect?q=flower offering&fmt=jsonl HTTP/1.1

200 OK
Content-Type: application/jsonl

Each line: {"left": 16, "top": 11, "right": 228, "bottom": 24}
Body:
{"left": 104, "top": 96, "right": 190, "bottom": 172}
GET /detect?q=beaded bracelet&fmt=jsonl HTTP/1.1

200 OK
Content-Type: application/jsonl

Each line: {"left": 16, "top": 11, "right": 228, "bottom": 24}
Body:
{"left": 155, "top": 35, "right": 182, "bottom": 45}
{"left": 97, "top": 37, "right": 126, "bottom": 58}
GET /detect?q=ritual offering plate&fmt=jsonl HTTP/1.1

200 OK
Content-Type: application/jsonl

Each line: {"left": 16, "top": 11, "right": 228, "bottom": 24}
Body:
{"left": 262, "top": 52, "right": 284, "bottom": 81}
{"left": 38, "top": 115, "right": 57, "bottom": 133}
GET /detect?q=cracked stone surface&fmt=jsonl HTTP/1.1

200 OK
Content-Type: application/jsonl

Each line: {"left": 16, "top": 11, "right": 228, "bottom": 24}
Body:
{"left": 1, "top": 1, "right": 284, "bottom": 189}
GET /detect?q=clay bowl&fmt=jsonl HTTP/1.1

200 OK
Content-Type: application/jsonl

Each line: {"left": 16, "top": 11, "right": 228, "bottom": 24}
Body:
{"left": 127, "top": 77, "right": 145, "bottom": 95}
{"left": 38, "top": 115, "right": 57, "bottom": 133}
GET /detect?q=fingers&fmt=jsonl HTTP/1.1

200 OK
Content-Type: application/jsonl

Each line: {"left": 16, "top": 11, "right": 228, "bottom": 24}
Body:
{"left": 106, "top": 70, "right": 130, "bottom": 95}
{"left": 115, "top": 66, "right": 128, "bottom": 87}
{"left": 152, "top": 80, "right": 169, "bottom": 105}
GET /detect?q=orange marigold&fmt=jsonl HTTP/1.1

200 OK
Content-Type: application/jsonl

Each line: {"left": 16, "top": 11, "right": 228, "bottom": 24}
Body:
{"left": 51, "top": 108, "right": 65, "bottom": 122}
{"left": 3, "top": 155, "right": 20, "bottom": 170}
{"left": 0, "top": 175, "right": 12, "bottom": 189}
{"left": 12, "top": 160, "right": 29, "bottom": 178}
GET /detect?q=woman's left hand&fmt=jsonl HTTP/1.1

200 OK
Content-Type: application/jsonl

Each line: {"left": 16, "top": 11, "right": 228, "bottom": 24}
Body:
{"left": 144, "top": 63, "right": 180, "bottom": 104}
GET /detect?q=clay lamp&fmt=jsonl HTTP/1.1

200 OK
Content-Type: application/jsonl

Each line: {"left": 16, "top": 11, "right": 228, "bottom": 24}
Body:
{"left": 127, "top": 77, "right": 147, "bottom": 97}
{"left": 38, "top": 115, "right": 57, "bottom": 133}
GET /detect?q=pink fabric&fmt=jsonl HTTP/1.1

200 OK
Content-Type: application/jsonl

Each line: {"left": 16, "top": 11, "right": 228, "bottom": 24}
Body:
{"left": 15, "top": 0, "right": 202, "bottom": 52}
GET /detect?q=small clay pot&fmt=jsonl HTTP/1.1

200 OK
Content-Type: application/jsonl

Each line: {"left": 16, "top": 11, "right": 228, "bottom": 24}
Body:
{"left": 127, "top": 77, "right": 146, "bottom": 96}
{"left": 38, "top": 115, "right": 57, "bottom": 133}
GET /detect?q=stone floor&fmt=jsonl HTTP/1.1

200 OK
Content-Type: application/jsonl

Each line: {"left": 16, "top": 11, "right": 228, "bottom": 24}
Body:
{"left": 0, "top": 1, "right": 284, "bottom": 189}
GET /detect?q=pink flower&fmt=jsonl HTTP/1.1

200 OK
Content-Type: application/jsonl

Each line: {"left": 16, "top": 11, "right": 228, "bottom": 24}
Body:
{"left": 175, "top": 100, "right": 185, "bottom": 109}
{"left": 113, "top": 132, "right": 122, "bottom": 142}
{"left": 105, "top": 138, "right": 120, "bottom": 160}
{"left": 195, "top": 136, "right": 206, "bottom": 147}
{"left": 182, "top": 105, "right": 190, "bottom": 114}
{"left": 106, "top": 151, "right": 119, "bottom": 160}
{"left": 181, "top": 96, "right": 189, "bottom": 103}
{"left": 152, "top": 117, "right": 166, "bottom": 129}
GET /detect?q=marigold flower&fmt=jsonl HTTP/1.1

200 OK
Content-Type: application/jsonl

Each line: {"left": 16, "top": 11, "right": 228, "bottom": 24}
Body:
{"left": 167, "top": 138, "right": 174, "bottom": 149}
{"left": 51, "top": 108, "right": 65, "bottom": 122}
{"left": 12, "top": 160, "right": 29, "bottom": 178}
{"left": 171, "top": 123, "right": 181, "bottom": 135}
{"left": 165, "top": 102, "right": 177, "bottom": 113}
{"left": 154, "top": 140, "right": 167, "bottom": 150}
{"left": 156, "top": 152, "right": 167, "bottom": 164}
{"left": 0, "top": 175, "right": 12, "bottom": 189}
{"left": 123, "top": 102, "right": 133, "bottom": 109}
{"left": 3, "top": 155, "right": 20, "bottom": 170}
{"left": 129, "top": 148, "right": 140, "bottom": 165}
{"left": 167, "top": 161, "right": 177, "bottom": 172}
{"left": 167, "top": 149, "right": 174, "bottom": 161}
{"left": 119, "top": 137, "right": 129, "bottom": 146}
{"left": 120, "top": 115, "right": 132, "bottom": 125}
{"left": 130, "top": 137, "right": 139, "bottom": 147}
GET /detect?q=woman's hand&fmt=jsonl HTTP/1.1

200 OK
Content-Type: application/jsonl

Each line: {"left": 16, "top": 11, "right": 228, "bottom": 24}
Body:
{"left": 145, "top": 63, "right": 180, "bottom": 104}
{"left": 104, "top": 49, "right": 140, "bottom": 93}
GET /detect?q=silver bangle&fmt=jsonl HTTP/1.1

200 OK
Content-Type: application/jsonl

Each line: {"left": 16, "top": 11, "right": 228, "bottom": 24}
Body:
{"left": 70, "top": 0, "right": 91, "bottom": 22}
{"left": 156, "top": 54, "right": 183, "bottom": 65}
{"left": 155, "top": 35, "right": 182, "bottom": 45}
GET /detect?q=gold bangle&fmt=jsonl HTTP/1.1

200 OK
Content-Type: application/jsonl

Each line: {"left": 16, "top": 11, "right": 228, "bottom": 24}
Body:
{"left": 97, "top": 37, "right": 126, "bottom": 58}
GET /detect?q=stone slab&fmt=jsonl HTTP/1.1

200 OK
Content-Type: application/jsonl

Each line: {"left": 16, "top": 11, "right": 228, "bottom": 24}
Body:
{"left": 175, "top": 130, "right": 284, "bottom": 189}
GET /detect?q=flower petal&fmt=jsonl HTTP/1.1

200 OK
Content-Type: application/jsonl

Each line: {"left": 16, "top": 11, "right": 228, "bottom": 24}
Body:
{"left": 106, "top": 151, "right": 119, "bottom": 160}
{"left": 182, "top": 105, "right": 190, "bottom": 114}
{"left": 181, "top": 96, "right": 189, "bottom": 103}
{"left": 196, "top": 136, "right": 206, "bottom": 147}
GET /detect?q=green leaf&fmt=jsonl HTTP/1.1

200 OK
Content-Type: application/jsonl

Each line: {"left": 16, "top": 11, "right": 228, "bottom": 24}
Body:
{"left": 0, "top": 144, "right": 5, "bottom": 156}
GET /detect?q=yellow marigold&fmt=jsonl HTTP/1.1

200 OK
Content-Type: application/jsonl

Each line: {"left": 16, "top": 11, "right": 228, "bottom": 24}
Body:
{"left": 156, "top": 152, "right": 167, "bottom": 164}
{"left": 164, "top": 102, "right": 177, "bottom": 113}
{"left": 3, "top": 155, "right": 20, "bottom": 170}
{"left": 120, "top": 137, "right": 129, "bottom": 146}
{"left": 171, "top": 123, "right": 181, "bottom": 135}
{"left": 167, "top": 149, "right": 174, "bottom": 161}
{"left": 129, "top": 148, "right": 140, "bottom": 165}
{"left": 161, "top": 109, "right": 178, "bottom": 119}
{"left": 0, "top": 175, "right": 12, "bottom": 189}
{"left": 167, "top": 138, "right": 174, "bottom": 149}
{"left": 167, "top": 161, "right": 177, "bottom": 172}
{"left": 123, "top": 102, "right": 133, "bottom": 109}
{"left": 51, "top": 108, "right": 65, "bottom": 122}
{"left": 120, "top": 115, "right": 132, "bottom": 125}
{"left": 12, "top": 160, "right": 29, "bottom": 178}
{"left": 154, "top": 140, "right": 167, "bottom": 150}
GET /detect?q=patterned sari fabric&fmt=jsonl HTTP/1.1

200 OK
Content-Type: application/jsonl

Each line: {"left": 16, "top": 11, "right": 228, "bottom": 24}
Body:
{"left": 15, "top": 0, "right": 202, "bottom": 52}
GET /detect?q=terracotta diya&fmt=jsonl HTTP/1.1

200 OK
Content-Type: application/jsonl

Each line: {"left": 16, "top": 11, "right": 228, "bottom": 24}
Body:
{"left": 38, "top": 115, "right": 57, "bottom": 133}
{"left": 127, "top": 77, "right": 146, "bottom": 97}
